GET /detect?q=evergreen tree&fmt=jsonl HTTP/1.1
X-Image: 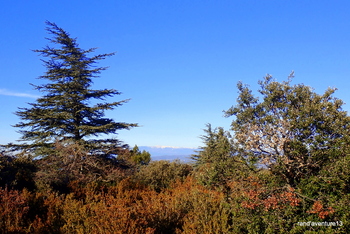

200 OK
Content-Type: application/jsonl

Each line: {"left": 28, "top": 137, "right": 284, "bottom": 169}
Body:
{"left": 192, "top": 124, "right": 248, "bottom": 188}
{"left": 11, "top": 21, "right": 137, "bottom": 156}
{"left": 130, "top": 145, "right": 151, "bottom": 165}
{"left": 191, "top": 124, "right": 232, "bottom": 166}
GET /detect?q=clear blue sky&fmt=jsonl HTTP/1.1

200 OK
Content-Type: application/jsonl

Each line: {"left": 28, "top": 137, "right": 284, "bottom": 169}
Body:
{"left": 1, "top": 1, "right": 350, "bottom": 148}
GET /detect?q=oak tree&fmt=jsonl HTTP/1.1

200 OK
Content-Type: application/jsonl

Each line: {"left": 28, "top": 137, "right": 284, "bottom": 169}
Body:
{"left": 225, "top": 73, "right": 350, "bottom": 185}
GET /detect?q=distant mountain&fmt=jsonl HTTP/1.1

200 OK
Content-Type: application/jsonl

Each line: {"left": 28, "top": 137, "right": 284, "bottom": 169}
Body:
{"left": 138, "top": 146, "right": 199, "bottom": 162}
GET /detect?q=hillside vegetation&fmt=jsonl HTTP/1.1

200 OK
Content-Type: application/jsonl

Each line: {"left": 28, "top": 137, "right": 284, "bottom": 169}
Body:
{"left": 1, "top": 22, "right": 349, "bottom": 233}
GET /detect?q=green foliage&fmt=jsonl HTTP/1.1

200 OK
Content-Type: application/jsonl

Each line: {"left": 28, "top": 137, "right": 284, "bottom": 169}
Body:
{"left": 192, "top": 124, "right": 251, "bottom": 190}
{"left": 192, "top": 124, "right": 233, "bottom": 166}
{"left": 299, "top": 153, "right": 350, "bottom": 201}
{"left": 134, "top": 160, "right": 192, "bottom": 192}
{"left": 225, "top": 73, "right": 350, "bottom": 186}
{"left": 0, "top": 172, "right": 349, "bottom": 233}
{"left": 295, "top": 153, "right": 350, "bottom": 232}
{"left": 2, "top": 28, "right": 350, "bottom": 232}
{"left": 11, "top": 21, "right": 137, "bottom": 157}
{"left": 130, "top": 145, "right": 151, "bottom": 165}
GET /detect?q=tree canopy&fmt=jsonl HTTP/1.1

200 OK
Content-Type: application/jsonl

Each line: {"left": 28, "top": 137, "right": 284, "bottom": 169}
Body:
{"left": 224, "top": 73, "right": 350, "bottom": 185}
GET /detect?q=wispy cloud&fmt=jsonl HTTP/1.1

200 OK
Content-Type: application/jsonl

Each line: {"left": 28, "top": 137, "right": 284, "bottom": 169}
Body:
{"left": 0, "top": 89, "right": 40, "bottom": 99}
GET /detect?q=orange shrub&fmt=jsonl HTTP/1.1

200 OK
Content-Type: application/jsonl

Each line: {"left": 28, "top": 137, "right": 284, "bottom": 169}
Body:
{"left": 167, "top": 177, "right": 232, "bottom": 233}
{"left": 59, "top": 178, "right": 186, "bottom": 233}
{"left": 307, "top": 201, "right": 335, "bottom": 219}
{"left": 0, "top": 188, "right": 29, "bottom": 233}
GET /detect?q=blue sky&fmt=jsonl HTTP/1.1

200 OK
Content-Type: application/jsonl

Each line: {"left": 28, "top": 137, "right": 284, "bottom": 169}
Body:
{"left": 1, "top": 1, "right": 350, "bottom": 148}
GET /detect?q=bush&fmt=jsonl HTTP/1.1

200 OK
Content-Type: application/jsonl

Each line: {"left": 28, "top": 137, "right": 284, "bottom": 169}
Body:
{"left": 133, "top": 160, "right": 193, "bottom": 192}
{"left": 0, "top": 188, "right": 29, "bottom": 233}
{"left": 0, "top": 153, "right": 36, "bottom": 191}
{"left": 34, "top": 141, "right": 135, "bottom": 193}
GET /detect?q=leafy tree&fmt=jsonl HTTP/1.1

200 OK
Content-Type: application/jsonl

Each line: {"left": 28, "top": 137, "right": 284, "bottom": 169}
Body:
{"left": 225, "top": 73, "right": 350, "bottom": 186}
{"left": 10, "top": 21, "right": 137, "bottom": 156}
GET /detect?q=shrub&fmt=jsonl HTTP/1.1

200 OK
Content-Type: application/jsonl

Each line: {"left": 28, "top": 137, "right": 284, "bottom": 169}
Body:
{"left": 133, "top": 160, "right": 192, "bottom": 192}
{"left": 0, "top": 188, "right": 29, "bottom": 233}
{"left": 0, "top": 153, "right": 36, "bottom": 191}
{"left": 34, "top": 141, "right": 135, "bottom": 194}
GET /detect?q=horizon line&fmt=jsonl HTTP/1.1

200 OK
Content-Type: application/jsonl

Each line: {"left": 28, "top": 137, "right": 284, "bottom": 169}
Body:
{"left": 141, "top": 145, "right": 199, "bottom": 149}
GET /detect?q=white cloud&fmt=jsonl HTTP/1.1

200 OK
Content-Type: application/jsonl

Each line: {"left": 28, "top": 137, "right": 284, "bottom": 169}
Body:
{"left": 0, "top": 89, "right": 40, "bottom": 99}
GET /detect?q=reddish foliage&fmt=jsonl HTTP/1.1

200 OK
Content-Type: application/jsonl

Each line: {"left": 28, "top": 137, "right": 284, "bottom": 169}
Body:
{"left": 0, "top": 188, "right": 29, "bottom": 233}
{"left": 238, "top": 177, "right": 301, "bottom": 212}
{"left": 307, "top": 201, "right": 335, "bottom": 219}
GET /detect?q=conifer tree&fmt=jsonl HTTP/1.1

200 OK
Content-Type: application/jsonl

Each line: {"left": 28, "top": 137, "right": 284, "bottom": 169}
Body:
{"left": 130, "top": 145, "right": 151, "bottom": 165}
{"left": 11, "top": 21, "right": 137, "bottom": 156}
{"left": 191, "top": 124, "right": 232, "bottom": 166}
{"left": 192, "top": 124, "right": 248, "bottom": 188}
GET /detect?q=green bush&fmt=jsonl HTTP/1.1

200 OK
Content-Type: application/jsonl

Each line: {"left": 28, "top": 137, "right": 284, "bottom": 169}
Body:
{"left": 134, "top": 160, "right": 192, "bottom": 192}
